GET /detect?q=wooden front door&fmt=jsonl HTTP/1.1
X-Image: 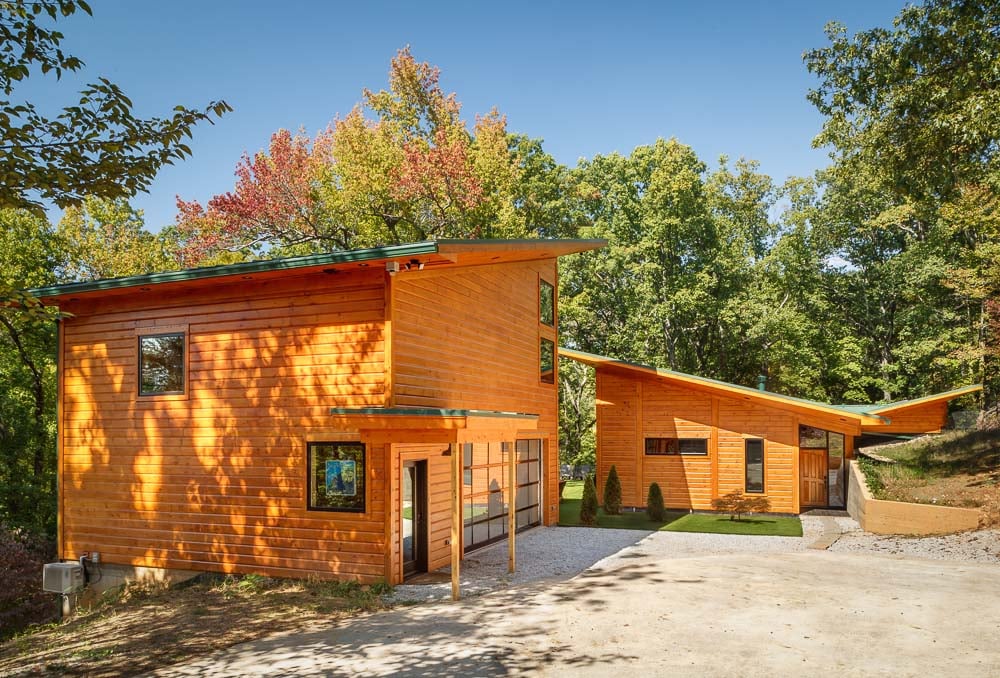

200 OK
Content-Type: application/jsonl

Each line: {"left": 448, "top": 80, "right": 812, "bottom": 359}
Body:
{"left": 800, "top": 448, "right": 828, "bottom": 507}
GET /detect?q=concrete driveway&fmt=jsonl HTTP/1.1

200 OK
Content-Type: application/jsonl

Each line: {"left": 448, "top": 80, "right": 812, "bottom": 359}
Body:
{"left": 157, "top": 538, "right": 1000, "bottom": 677}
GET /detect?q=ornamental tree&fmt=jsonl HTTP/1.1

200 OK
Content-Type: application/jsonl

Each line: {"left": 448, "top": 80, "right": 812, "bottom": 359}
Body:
{"left": 174, "top": 47, "right": 541, "bottom": 264}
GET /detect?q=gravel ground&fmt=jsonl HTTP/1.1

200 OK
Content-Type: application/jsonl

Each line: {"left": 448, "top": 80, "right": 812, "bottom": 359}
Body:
{"left": 390, "top": 515, "right": 998, "bottom": 603}
{"left": 830, "top": 528, "right": 1000, "bottom": 564}
{"left": 389, "top": 526, "right": 648, "bottom": 602}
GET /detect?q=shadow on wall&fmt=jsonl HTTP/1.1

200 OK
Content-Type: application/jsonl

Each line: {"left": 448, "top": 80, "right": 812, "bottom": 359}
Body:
{"left": 70, "top": 270, "right": 386, "bottom": 580}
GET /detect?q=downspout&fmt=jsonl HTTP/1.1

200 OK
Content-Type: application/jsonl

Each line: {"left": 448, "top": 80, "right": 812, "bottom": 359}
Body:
{"left": 55, "top": 316, "right": 62, "bottom": 560}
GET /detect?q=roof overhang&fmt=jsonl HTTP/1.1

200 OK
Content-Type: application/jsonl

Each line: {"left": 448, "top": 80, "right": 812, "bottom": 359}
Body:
{"left": 864, "top": 385, "right": 983, "bottom": 415}
{"left": 328, "top": 407, "right": 539, "bottom": 443}
{"left": 26, "top": 238, "right": 607, "bottom": 303}
{"left": 560, "top": 347, "right": 889, "bottom": 429}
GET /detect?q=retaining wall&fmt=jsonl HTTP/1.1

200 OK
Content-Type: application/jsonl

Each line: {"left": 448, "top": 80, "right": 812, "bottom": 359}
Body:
{"left": 847, "top": 460, "right": 981, "bottom": 535}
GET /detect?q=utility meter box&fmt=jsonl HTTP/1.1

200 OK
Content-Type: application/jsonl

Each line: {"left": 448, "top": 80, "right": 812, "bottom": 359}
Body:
{"left": 42, "top": 562, "right": 84, "bottom": 594}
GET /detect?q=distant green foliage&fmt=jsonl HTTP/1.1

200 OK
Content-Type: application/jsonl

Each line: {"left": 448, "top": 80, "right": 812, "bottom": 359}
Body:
{"left": 603, "top": 465, "right": 622, "bottom": 515}
{"left": 646, "top": 482, "right": 666, "bottom": 521}
{"left": 579, "top": 475, "right": 599, "bottom": 526}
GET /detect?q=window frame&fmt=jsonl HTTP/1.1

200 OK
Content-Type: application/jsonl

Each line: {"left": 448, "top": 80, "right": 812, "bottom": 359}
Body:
{"left": 137, "top": 331, "right": 187, "bottom": 397}
{"left": 744, "top": 438, "right": 765, "bottom": 494}
{"left": 539, "top": 337, "right": 555, "bottom": 385}
{"left": 306, "top": 441, "right": 367, "bottom": 513}
{"left": 644, "top": 437, "right": 709, "bottom": 456}
{"left": 539, "top": 278, "right": 555, "bottom": 327}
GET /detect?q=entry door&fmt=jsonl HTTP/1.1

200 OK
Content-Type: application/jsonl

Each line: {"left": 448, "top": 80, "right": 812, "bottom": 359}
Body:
{"left": 800, "top": 449, "right": 828, "bottom": 507}
{"left": 402, "top": 461, "right": 428, "bottom": 577}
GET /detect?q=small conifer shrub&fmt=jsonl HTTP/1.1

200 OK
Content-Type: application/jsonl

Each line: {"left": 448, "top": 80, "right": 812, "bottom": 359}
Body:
{"left": 603, "top": 465, "right": 622, "bottom": 515}
{"left": 646, "top": 482, "right": 666, "bottom": 521}
{"left": 580, "top": 474, "right": 599, "bottom": 525}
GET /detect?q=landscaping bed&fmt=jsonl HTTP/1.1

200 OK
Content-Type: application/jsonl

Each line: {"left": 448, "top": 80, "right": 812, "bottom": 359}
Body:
{"left": 0, "top": 574, "right": 390, "bottom": 677}
{"left": 558, "top": 481, "right": 802, "bottom": 536}
{"left": 858, "top": 429, "right": 1000, "bottom": 527}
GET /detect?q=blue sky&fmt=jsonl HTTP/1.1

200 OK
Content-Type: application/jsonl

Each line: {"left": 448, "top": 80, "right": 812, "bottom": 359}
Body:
{"left": 42, "top": 0, "right": 904, "bottom": 230}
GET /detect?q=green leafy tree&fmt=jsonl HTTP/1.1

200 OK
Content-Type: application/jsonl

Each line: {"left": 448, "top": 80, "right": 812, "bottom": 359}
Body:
{"left": 0, "top": 0, "right": 230, "bottom": 212}
{"left": 58, "top": 198, "right": 174, "bottom": 281}
{"left": 646, "top": 482, "right": 666, "bottom": 521}
{"left": 603, "top": 465, "right": 622, "bottom": 515}
{"left": 805, "top": 0, "right": 1000, "bottom": 405}
{"left": 579, "top": 474, "right": 598, "bottom": 526}
{"left": 0, "top": 210, "right": 63, "bottom": 535}
{"left": 558, "top": 358, "right": 595, "bottom": 468}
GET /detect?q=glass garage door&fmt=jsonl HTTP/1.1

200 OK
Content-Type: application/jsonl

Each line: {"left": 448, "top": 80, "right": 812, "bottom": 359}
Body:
{"left": 462, "top": 439, "right": 542, "bottom": 552}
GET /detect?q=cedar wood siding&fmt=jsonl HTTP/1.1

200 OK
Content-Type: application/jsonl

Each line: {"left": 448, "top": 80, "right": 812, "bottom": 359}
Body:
{"left": 864, "top": 401, "right": 948, "bottom": 434}
{"left": 391, "top": 259, "right": 561, "bottom": 525}
{"left": 594, "top": 367, "right": 857, "bottom": 514}
{"left": 59, "top": 268, "right": 390, "bottom": 581}
{"left": 387, "top": 443, "right": 453, "bottom": 584}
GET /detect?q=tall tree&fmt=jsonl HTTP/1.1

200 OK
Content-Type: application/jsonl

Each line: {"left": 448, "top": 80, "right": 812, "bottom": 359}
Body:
{"left": 805, "top": 0, "right": 999, "bottom": 403}
{"left": 58, "top": 198, "right": 173, "bottom": 280}
{"left": 0, "top": 210, "right": 63, "bottom": 535}
{"left": 174, "top": 48, "right": 551, "bottom": 264}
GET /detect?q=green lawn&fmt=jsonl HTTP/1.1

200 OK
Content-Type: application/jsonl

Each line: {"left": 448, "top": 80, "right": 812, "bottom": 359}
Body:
{"left": 558, "top": 480, "right": 802, "bottom": 537}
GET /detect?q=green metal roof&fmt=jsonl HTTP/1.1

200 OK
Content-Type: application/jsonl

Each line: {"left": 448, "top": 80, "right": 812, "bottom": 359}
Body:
{"left": 560, "top": 347, "right": 980, "bottom": 424}
{"left": 329, "top": 407, "right": 538, "bottom": 419}
{"left": 26, "top": 238, "right": 606, "bottom": 299}
{"left": 559, "top": 347, "right": 891, "bottom": 423}
{"left": 863, "top": 385, "right": 983, "bottom": 413}
{"left": 27, "top": 241, "right": 440, "bottom": 298}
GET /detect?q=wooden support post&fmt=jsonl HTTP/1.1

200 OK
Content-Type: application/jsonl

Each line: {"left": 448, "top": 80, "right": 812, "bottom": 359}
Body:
{"left": 450, "top": 442, "right": 461, "bottom": 601}
{"left": 508, "top": 441, "right": 516, "bottom": 573}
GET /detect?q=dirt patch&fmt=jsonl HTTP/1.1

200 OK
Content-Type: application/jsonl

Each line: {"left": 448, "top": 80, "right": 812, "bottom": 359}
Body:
{"left": 880, "top": 471, "right": 1000, "bottom": 526}
{"left": 859, "top": 430, "right": 1000, "bottom": 528}
{"left": 0, "top": 574, "right": 391, "bottom": 677}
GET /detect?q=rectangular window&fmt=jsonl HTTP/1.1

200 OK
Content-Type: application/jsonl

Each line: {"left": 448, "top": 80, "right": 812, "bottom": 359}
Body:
{"left": 645, "top": 438, "right": 708, "bottom": 456}
{"left": 539, "top": 279, "right": 555, "bottom": 326}
{"left": 540, "top": 338, "right": 555, "bottom": 384}
{"left": 799, "top": 425, "right": 828, "bottom": 448}
{"left": 139, "top": 333, "right": 185, "bottom": 395}
{"left": 745, "top": 439, "right": 765, "bottom": 493}
{"left": 308, "top": 442, "right": 365, "bottom": 512}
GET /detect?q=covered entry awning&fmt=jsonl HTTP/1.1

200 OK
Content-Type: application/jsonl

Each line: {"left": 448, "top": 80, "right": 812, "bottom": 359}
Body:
{"left": 328, "top": 407, "right": 538, "bottom": 442}
{"left": 329, "top": 407, "right": 539, "bottom": 600}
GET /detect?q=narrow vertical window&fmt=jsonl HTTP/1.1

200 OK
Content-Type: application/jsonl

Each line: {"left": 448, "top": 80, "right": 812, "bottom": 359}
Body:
{"left": 139, "top": 333, "right": 185, "bottom": 395}
{"left": 539, "top": 279, "right": 555, "bottom": 326}
{"left": 745, "top": 439, "right": 764, "bottom": 493}
{"left": 540, "top": 338, "right": 555, "bottom": 384}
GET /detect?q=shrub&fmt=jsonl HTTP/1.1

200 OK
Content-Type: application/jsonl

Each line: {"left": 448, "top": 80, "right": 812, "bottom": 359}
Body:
{"left": 580, "top": 474, "right": 599, "bottom": 525}
{"left": 711, "top": 490, "right": 771, "bottom": 521}
{"left": 0, "top": 525, "right": 57, "bottom": 639}
{"left": 603, "top": 465, "right": 622, "bottom": 515}
{"left": 646, "top": 482, "right": 666, "bottom": 521}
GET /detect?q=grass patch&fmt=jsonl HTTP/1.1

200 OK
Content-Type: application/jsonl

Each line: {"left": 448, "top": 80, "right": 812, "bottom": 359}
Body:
{"left": 858, "top": 429, "right": 1000, "bottom": 525}
{"left": 559, "top": 481, "right": 802, "bottom": 536}
{"left": 664, "top": 514, "right": 803, "bottom": 537}
{"left": 0, "top": 573, "right": 394, "bottom": 677}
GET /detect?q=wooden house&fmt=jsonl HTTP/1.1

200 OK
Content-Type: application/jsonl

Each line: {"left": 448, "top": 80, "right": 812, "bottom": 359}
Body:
{"left": 32, "top": 238, "right": 603, "bottom": 594}
{"left": 560, "top": 348, "right": 981, "bottom": 513}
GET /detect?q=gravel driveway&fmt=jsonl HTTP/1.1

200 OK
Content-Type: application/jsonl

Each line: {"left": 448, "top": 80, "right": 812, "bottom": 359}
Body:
{"left": 392, "top": 515, "right": 998, "bottom": 603}
{"left": 159, "top": 534, "right": 1000, "bottom": 678}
